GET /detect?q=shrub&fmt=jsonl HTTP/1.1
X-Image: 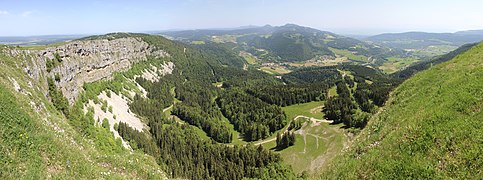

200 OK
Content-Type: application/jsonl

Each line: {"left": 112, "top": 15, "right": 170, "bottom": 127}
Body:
{"left": 54, "top": 73, "right": 61, "bottom": 82}
{"left": 102, "top": 118, "right": 110, "bottom": 129}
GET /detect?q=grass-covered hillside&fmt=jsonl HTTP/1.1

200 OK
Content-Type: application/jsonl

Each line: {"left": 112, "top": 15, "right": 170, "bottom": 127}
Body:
{"left": 0, "top": 45, "right": 165, "bottom": 178}
{"left": 319, "top": 42, "right": 483, "bottom": 179}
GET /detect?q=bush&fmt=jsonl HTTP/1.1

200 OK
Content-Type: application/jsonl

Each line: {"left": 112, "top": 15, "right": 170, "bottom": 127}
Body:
{"left": 54, "top": 52, "right": 62, "bottom": 63}
{"left": 102, "top": 118, "right": 110, "bottom": 129}
{"left": 54, "top": 73, "right": 61, "bottom": 82}
{"left": 47, "top": 77, "right": 69, "bottom": 117}
{"left": 101, "top": 100, "right": 108, "bottom": 112}
{"left": 46, "top": 59, "right": 54, "bottom": 72}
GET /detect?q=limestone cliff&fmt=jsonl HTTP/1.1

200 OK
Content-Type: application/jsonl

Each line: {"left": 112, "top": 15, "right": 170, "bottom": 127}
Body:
{"left": 7, "top": 37, "right": 169, "bottom": 103}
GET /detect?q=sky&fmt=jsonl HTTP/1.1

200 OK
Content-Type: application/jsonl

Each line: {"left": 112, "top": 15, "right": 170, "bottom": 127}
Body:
{"left": 1, "top": 0, "right": 482, "bottom": 36}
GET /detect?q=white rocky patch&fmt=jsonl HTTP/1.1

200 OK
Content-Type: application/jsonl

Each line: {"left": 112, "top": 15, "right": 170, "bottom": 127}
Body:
{"left": 135, "top": 62, "right": 175, "bottom": 83}
{"left": 84, "top": 91, "right": 145, "bottom": 149}
{"left": 159, "top": 61, "right": 175, "bottom": 76}
{"left": 8, "top": 77, "right": 22, "bottom": 93}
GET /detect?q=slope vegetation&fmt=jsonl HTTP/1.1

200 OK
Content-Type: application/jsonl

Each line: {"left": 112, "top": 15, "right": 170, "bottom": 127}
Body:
{"left": 320, "top": 42, "right": 483, "bottom": 179}
{"left": 0, "top": 44, "right": 165, "bottom": 178}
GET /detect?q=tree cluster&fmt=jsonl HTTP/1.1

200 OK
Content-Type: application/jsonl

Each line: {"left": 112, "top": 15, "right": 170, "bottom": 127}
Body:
{"left": 247, "top": 84, "right": 327, "bottom": 106}
{"left": 276, "top": 131, "right": 296, "bottom": 150}
{"left": 47, "top": 77, "right": 69, "bottom": 117}
{"left": 116, "top": 122, "right": 159, "bottom": 156}
{"left": 172, "top": 103, "right": 232, "bottom": 143}
{"left": 323, "top": 81, "right": 359, "bottom": 126}
{"left": 217, "top": 89, "right": 287, "bottom": 141}
{"left": 148, "top": 115, "right": 296, "bottom": 179}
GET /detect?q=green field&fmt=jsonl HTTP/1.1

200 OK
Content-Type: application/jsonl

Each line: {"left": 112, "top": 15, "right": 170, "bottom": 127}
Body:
{"left": 259, "top": 66, "right": 291, "bottom": 75}
{"left": 412, "top": 45, "right": 458, "bottom": 57}
{"left": 249, "top": 101, "right": 328, "bottom": 147}
{"left": 328, "top": 85, "right": 338, "bottom": 98}
{"left": 282, "top": 101, "right": 326, "bottom": 120}
{"left": 239, "top": 51, "right": 258, "bottom": 65}
{"left": 278, "top": 121, "right": 346, "bottom": 174}
{"left": 191, "top": 40, "right": 205, "bottom": 45}
{"left": 259, "top": 101, "right": 349, "bottom": 174}
{"left": 329, "top": 47, "right": 368, "bottom": 62}
{"left": 379, "top": 57, "right": 420, "bottom": 74}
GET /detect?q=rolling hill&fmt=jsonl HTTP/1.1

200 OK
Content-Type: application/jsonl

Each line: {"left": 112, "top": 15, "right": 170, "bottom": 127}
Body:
{"left": 320, "top": 42, "right": 483, "bottom": 179}
{"left": 162, "top": 24, "right": 409, "bottom": 66}
{"left": 366, "top": 31, "right": 483, "bottom": 56}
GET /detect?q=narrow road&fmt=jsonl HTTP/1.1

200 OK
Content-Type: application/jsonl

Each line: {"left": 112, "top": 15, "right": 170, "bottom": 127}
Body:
{"left": 163, "top": 104, "right": 173, "bottom": 113}
{"left": 294, "top": 115, "right": 333, "bottom": 123}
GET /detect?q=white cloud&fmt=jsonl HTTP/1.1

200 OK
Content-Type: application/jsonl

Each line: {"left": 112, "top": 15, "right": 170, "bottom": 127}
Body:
{"left": 21, "top": 11, "right": 33, "bottom": 17}
{"left": 0, "top": 10, "right": 9, "bottom": 15}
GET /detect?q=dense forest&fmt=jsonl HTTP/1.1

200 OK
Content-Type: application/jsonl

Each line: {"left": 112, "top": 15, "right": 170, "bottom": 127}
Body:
{"left": 121, "top": 34, "right": 299, "bottom": 179}
{"left": 172, "top": 103, "right": 232, "bottom": 143}
{"left": 321, "top": 65, "right": 400, "bottom": 128}
{"left": 217, "top": 89, "right": 287, "bottom": 141}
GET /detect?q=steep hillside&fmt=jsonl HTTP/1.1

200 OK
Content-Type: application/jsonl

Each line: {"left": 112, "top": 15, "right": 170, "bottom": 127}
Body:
{"left": 320, "top": 42, "right": 483, "bottom": 179}
{"left": 0, "top": 42, "right": 166, "bottom": 178}
{"left": 393, "top": 43, "right": 477, "bottom": 79}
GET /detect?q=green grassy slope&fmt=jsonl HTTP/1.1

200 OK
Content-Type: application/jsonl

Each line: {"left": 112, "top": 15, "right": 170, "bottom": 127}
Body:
{"left": 0, "top": 45, "right": 164, "bottom": 178}
{"left": 319, "top": 42, "right": 483, "bottom": 179}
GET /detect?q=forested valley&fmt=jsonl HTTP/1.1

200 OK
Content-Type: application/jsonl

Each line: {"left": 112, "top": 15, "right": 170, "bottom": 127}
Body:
{"left": 46, "top": 34, "right": 407, "bottom": 179}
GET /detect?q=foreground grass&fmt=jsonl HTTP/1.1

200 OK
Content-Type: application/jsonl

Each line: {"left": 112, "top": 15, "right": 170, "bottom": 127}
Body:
{"left": 320, "top": 42, "right": 483, "bottom": 179}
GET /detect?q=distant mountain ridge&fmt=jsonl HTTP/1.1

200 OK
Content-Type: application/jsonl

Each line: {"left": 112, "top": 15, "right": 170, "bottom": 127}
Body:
{"left": 162, "top": 24, "right": 408, "bottom": 65}
{"left": 0, "top": 35, "right": 88, "bottom": 46}
{"left": 366, "top": 31, "right": 483, "bottom": 49}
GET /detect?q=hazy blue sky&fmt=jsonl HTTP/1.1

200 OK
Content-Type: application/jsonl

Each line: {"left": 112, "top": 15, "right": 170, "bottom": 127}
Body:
{"left": 1, "top": 0, "right": 482, "bottom": 36}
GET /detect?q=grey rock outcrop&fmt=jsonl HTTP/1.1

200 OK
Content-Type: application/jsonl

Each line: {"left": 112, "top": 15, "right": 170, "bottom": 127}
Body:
{"left": 11, "top": 37, "right": 169, "bottom": 104}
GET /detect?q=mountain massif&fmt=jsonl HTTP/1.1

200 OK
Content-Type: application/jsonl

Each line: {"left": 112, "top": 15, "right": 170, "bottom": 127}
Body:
{"left": 163, "top": 24, "right": 408, "bottom": 66}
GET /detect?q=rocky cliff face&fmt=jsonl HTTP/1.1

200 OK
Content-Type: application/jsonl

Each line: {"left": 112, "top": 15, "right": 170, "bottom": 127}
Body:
{"left": 8, "top": 37, "right": 169, "bottom": 103}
